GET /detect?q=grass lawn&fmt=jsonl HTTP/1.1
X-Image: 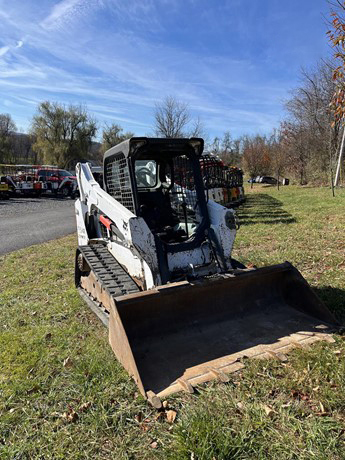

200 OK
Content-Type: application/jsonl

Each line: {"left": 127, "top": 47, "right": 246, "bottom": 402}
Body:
{"left": 0, "top": 185, "right": 344, "bottom": 459}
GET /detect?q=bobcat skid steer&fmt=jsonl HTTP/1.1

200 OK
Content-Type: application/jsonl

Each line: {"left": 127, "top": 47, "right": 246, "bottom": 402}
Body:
{"left": 75, "top": 137, "right": 336, "bottom": 407}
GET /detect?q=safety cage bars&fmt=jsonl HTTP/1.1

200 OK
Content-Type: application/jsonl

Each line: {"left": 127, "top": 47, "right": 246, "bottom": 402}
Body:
{"left": 104, "top": 153, "right": 136, "bottom": 214}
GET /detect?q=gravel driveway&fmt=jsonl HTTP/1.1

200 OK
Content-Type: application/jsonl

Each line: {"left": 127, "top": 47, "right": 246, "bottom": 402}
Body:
{"left": 0, "top": 197, "right": 76, "bottom": 255}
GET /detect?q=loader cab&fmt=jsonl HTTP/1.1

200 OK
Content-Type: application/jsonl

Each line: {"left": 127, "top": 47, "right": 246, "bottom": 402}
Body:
{"left": 103, "top": 138, "right": 210, "bottom": 248}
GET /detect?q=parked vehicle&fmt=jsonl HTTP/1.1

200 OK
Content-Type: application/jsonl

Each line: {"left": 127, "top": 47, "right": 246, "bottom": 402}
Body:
{"left": 0, "top": 164, "right": 77, "bottom": 198}
{"left": 74, "top": 137, "right": 335, "bottom": 407}
{"left": 0, "top": 176, "right": 10, "bottom": 199}
{"left": 260, "top": 176, "right": 278, "bottom": 185}
{"left": 37, "top": 168, "right": 77, "bottom": 197}
{"left": 248, "top": 176, "right": 289, "bottom": 185}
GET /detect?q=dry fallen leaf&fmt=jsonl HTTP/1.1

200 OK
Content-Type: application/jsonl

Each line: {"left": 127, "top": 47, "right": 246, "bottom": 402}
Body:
{"left": 281, "top": 402, "right": 291, "bottom": 408}
{"left": 166, "top": 409, "right": 177, "bottom": 424}
{"left": 140, "top": 422, "right": 151, "bottom": 432}
{"left": 154, "top": 412, "right": 165, "bottom": 421}
{"left": 246, "top": 263, "right": 257, "bottom": 269}
{"left": 135, "top": 412, "right": 143, "bottom": 423}
{"left": 63, "top": 357, "right": 72, "bottom": 368}
{"left": 63, "top": 409, "right": 78, "bottom": 423}
{"left": 262, "top": 404, "right": 276, "bottom": 418}
{"left": 291, "top": 390, "right": 309, "bottom": 401}
{"left": 236, "top": 402, "right": 244, "bottom": 411}
{"left": 268, "top": 389, "right": 279, "bottom": 398}
{"left": 79, "top": 402, "right": 92, "bottom": 412}
{"left": 150, "top": 441, "right": 158, "bottom": 449}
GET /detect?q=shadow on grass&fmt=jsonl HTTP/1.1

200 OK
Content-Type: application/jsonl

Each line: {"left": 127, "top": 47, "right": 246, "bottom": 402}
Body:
{"left": 314, "top": 286, "right": 345, "bottom": 326}
{"left": 238, "top": 193, "right": 296, "bottom": 225}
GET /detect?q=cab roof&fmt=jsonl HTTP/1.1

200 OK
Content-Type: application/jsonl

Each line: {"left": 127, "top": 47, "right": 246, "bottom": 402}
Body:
{"left": 103, "top": 137, "right": 204, "bottom": 161}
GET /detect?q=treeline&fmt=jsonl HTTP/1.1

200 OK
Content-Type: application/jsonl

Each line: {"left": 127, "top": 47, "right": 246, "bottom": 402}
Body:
{"left": 242, "top": 62, "right": 342, "bottom": 185}
{"left": 205, "top": 60, "right": 344, "bottom": 185}
{"left": 0, "top": 103, "right": 133, "bottom": 169}
{"left": 1, "top": 1, "right": 344, "bottom": 183}
{"left": 0, "top": 62, "right": 343, "bottom": 184}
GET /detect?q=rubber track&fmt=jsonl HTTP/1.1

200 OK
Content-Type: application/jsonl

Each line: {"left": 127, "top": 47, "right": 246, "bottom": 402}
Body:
{"left": 79, "top": 244, "right": 140, "bottom": 297}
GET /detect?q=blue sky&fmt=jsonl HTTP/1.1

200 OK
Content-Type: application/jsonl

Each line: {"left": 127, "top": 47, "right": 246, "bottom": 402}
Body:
{"left": 0, "top": 0, "right": 332, "bottom": 140}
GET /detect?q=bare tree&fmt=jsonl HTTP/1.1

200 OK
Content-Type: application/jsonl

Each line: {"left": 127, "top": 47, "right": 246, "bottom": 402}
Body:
{"left": 210, "top": 136, "right": 221, "bottom": 155}
{"left": 154, "top": 96, "right": 190, "bottom": 138}
{"left": 269, "top": 129, "right": 286, "bottom": 188}
{"left": 220, "top": 131, "right": 243, "bottom": 166}
{"left": 189, "top": 116, "right": 207, "bottom": 139}
{"left": 242, "top": 134, "right": 271, "bottom": 179}
{"left": 284, "top": 61, "right": 339, "bottom": 183}
{"left": 221, "top": 131, "right": 232, "bottom": 154}
{"left": 207, "top": 132, "right": 243, "bottom": 166}
{"left": 280, "top": 121, "right": 310, "bottom": 185}
{"left": 12, "top": 133, "right": 35, "bottom": 163}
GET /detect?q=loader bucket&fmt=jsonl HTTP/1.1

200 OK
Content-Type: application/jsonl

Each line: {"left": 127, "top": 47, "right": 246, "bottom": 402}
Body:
{"left": 107, "top": 262, "right": 336, "bottom": 404}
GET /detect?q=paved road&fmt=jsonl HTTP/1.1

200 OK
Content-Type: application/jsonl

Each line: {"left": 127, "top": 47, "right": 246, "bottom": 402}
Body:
{"left": 0, "top": 197, "right": 76, "bottom": 255}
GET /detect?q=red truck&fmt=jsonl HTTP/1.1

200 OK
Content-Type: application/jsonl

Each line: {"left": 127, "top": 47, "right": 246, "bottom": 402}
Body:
{"left": 37, "top": 168, "right": 77, "bottom": 197}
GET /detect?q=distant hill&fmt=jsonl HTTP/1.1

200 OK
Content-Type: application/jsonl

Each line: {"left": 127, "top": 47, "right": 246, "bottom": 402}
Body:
{"left": 1, "top": 132, "right": 102, "bottom": 166}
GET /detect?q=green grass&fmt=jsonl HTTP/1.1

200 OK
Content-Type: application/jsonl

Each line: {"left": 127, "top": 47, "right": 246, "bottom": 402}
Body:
{"left": 1, "top": 185, "right": 345, "bottom": 459}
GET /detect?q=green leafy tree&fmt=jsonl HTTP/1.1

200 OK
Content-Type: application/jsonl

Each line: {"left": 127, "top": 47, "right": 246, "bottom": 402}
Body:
{"left": 100, "top": 123, "right": 134, "bottom": 155}
{"left": 0, "top": 113, "right": 17, "bottom": 163}
{"left": 31, "top": 101, "right": 97, "bottom": 168}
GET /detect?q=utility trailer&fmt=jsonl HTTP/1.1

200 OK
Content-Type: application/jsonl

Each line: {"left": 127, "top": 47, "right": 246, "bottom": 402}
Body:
{"left": 0, "top": 164, "right": 44, "bottom": 197}
{"left": 200, "top": 154, "right": 244, "bottom": 207}
{"left": 0, "top": 164, "right": 77, "bottom": 197}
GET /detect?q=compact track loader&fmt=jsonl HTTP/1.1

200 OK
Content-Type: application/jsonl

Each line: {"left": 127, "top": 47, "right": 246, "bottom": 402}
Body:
{"left": 75, "top": 137, "right": 336, "bottom": 407}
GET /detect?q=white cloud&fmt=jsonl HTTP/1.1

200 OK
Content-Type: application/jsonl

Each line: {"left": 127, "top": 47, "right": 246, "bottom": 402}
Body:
{"left": 0, "top": 0, "right": 293, "bottom": 138}
{"left": 40, "top": 0, "right": 100, "bottom": 30}
{"left": 0, "top": 46, "right": 10, "bottom": 56}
